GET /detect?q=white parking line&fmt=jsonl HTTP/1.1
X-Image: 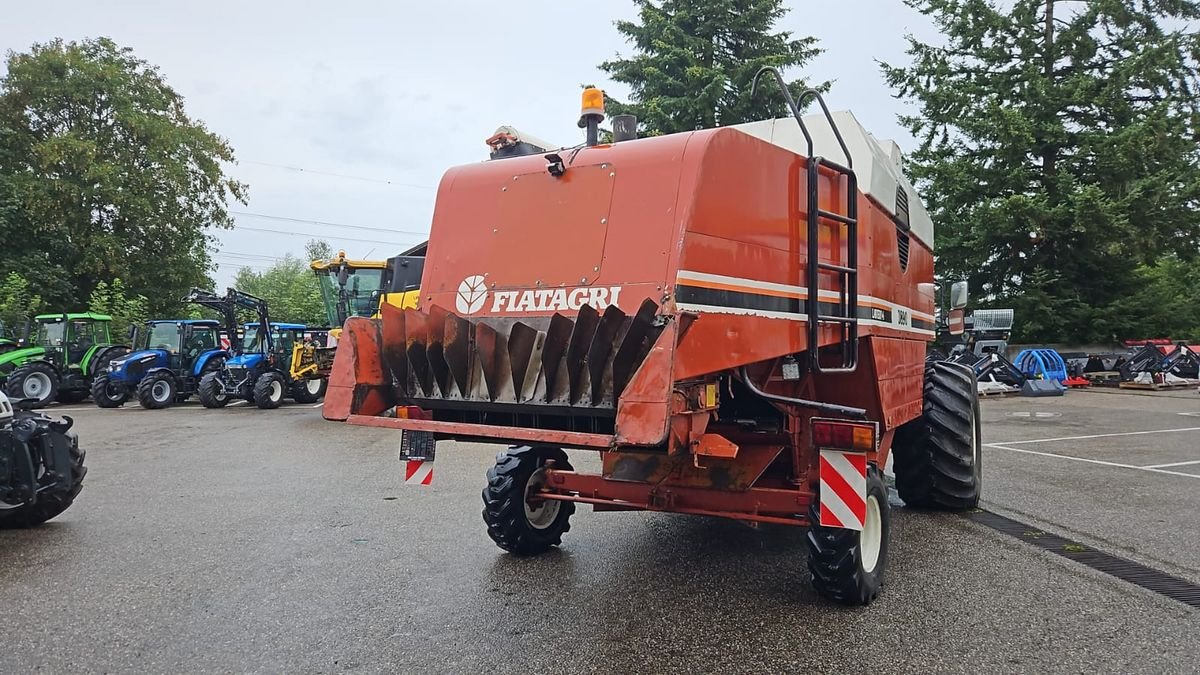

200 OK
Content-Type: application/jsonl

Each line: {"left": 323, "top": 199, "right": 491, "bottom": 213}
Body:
{"left": 995, "top": 426, "right": 1200, "bottom": 446}
{"left": 311, "top": 402, "right": 324, "bottom": 409}
{"left": 228, "top": 400, "right": 247, "bottom": 407}
{"left": 1139, "top": 460, "right": 1200, "bottom": 469}
{"left": 986, "top": 444, "right": 1200, "bottom": 480}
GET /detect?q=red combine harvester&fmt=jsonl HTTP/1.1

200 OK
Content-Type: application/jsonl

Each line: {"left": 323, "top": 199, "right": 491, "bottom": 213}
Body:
{"left": 325, "top": 70, "right": 982, "bottom": 605}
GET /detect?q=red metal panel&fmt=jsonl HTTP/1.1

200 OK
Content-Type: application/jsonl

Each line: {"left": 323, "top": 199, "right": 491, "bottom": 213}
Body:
{"left": 544, "top": 470, "right": 813, "bottom": 526}
{"left": 344, "top": 415, "right": 614, "bottom": 449}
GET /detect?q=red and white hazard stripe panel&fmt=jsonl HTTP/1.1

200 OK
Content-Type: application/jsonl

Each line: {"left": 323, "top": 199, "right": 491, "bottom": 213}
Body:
{"left": 818, "top": 450, "right": 867, "bottom": 530}
{"left": 404, "top": 460, "right": 434, "bottom": 486}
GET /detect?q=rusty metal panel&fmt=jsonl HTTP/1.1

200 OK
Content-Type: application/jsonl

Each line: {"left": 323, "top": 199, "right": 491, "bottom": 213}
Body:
{"left": 601, "top": 445, "right": 781, "bottom": 491}
{"left": 612, "top": 298, "right": 661, "bottom": 399}
{"left": 565, "top": 303, "right": 600, "bottom": 405}
{"left": 443, "top": 313, "right": 472, "bottom": 398}
{"left": 541, "top": 314, "right": 573, "bottom": 403}
{"left": 587, "top": 304, "right": 626, "bottom": 406}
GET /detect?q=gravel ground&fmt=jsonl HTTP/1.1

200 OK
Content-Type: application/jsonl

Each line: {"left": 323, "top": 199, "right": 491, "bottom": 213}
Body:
{"left": 1, "top": 398, "right": 1198, "bottom": 673}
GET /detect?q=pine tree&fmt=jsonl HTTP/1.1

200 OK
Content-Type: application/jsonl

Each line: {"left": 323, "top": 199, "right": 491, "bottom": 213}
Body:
{"left": 883, "top": 0, "right": 1200, "bottom": 343}
{"left": 599, "top": 0, "right": 823, "bottom": 135}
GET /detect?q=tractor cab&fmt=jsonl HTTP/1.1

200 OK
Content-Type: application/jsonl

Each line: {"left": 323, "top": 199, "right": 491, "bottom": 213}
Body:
{"left": 116, "top": 320, "right": 224, "bottom": 380}
{"left": 32, "top": 313, "right": 113, "bottom": 369}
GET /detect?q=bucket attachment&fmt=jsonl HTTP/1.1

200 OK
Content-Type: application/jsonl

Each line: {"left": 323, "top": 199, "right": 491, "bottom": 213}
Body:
{"left": 1020, "top": 379, "right": 1065, "bottom": 397}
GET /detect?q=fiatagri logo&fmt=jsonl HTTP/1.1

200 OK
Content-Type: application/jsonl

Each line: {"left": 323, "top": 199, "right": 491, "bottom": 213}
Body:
{"left": 455, "top": 275, "right": 622, "bottom": 315}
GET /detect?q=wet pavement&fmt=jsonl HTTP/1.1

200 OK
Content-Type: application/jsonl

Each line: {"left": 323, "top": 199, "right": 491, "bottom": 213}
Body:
{"left": 2, "top": 393, "right": 1198, "bottom": 673}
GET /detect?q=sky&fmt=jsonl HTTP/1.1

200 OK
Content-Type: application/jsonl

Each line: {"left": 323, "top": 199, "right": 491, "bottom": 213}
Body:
{"left": 1, "top": 0, "right": 941, "bottom": 287}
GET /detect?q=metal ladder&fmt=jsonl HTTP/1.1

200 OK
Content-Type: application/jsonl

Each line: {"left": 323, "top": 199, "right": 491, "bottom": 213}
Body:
{"left": 752, "top": 67, "right": 860, "bottom": 373}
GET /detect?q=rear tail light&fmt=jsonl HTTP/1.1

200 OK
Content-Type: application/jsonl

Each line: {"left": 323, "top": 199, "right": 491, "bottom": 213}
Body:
{"left": 811, "top": 418, "right": 877, "bottom": 452}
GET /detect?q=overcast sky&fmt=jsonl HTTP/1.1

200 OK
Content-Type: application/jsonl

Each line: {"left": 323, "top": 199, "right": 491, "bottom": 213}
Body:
{"left": 2, "top": 0, "right": 940, "bottom": 287}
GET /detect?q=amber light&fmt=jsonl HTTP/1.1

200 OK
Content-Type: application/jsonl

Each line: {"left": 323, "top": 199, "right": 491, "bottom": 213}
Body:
{"left": 581, "top": 87, "right": 605, "bottom": 117}
{"left": 812, "top": 419, "right": 876, "bottom": 452}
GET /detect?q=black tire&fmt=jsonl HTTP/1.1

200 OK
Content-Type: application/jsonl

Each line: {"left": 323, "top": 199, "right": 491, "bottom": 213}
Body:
{"left": 91, "top": 374, "right": 127, "bottom": 408}
{"left": 0, "top": 426, "right": 86, "bottom": 528}
{"left": 56, "top": 390, "right": 88, "bottom": 404}
{"left": 806, "top": 465, "right": 890, "bottom": 605}
{"left": 482, "top": 446, "right": 575, "bottom": 555}
{"left": 198, "top": 371, "right": 229, "bottom": 408}
{"left": 253, "top": 371, "right": 286, "bottom": 409}
{"left": 5, "top": 362, "right": 59, "bottom": 409}
{"left": 87, "top": 346, "right": 129, "bottom": 378}
{"left": 893, "top": 361, "right": 983, "bottom": 510}
{"left": 291, "top": 377, "right": 326, "bottom": 404}
{"left": 137, "top": 371, "right": 177, "bottom": 410}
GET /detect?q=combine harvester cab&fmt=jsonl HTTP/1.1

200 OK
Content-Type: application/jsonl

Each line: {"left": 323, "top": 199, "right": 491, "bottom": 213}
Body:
{"left": 327, "top": 72, "right": 982, "bottom": 605}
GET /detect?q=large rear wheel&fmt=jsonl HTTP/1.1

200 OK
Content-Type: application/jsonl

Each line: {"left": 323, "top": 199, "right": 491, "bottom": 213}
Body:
{"left": 806, "top": 465, "right": 890, "bottom": 605}
{"left": 482, "top": 446, "right": 575, "bottom": 556}
{"left": 291, "top": 377, "right": 326, "bottom": 404}
{"left": 5, "top": 362, "right": 59, "bottom": 409}
{"left": 893, "top": 361, "right": 983, "bottom": 510}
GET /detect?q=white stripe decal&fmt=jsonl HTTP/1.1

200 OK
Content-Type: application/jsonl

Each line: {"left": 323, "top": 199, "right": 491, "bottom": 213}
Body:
{"left": 675, "top": 302, "right": 936, "bottom": 337}
{"left": 819, "top": 478, "right": 862, "bottom": 529}
{"left": 676, "top": 269, "right": 935, "bottom": 322}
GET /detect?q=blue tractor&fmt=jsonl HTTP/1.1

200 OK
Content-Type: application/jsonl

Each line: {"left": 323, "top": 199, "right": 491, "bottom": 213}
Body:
{"left": 91, "top": 319, "right": 228, "bottom": 409}
{"left": 189, "top": 288, "right": 327, "bottom": 410}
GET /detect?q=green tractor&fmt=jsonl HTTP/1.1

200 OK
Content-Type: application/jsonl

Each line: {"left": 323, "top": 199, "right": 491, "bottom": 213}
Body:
{"left": 0, "top": 313, "right": 129, "bottom": 408}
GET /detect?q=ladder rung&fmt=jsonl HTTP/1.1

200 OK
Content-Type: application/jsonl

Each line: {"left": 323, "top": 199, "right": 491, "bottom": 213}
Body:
{"left": 817, "top": 158, "right": 853, "bottom": 175}
{"left": 817, "top": 209, "right": 856, "bottom": 225}
{"left": 816, "top": 316, "right": 857, "bottom": 324}
{"left": 818, "top": 262, "right": 856, "bottom": 274}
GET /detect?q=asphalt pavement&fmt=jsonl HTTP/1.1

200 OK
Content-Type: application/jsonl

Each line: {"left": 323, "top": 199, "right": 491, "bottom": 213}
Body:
{"left": 2, "top": 394, "right": 1198, "bottom": 673}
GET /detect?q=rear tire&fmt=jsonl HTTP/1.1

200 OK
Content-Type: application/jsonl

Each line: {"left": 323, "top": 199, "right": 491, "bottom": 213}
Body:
{"left": 482, "top": 446, "right": 575, "bottom": 555}
{"left": 806, "top": 465, "right": 890, "bottom": 605}
{"left": 198, "top": 371, "right": 229, "bottom": 408}
{"left": 291, "top": 377, "right": 326, "bottom": 403}
{"left": 0, "top": 426, "right": 86, "bottom": 528}
{"left": 137, "top": 372, "right": 177, "bottom": 410}
{"left": 253, "top": 372, "right": 285, "bottom": 409}
{"left": 893, "top": 361, "right": 983, "bottom": 510}
{"left": 91, "top": 374, "right": 127, "bottom": 408}
{"left": 5, "top": 362, "right": 59, "bottom": 409}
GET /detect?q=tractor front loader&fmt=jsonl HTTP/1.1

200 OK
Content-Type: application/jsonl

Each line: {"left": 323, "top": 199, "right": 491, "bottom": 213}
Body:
{"left": 189, "top": 288, "right": 327, "bottom": 409}
{"left": 325, "top": 75, "right": 982, "bottom": 605}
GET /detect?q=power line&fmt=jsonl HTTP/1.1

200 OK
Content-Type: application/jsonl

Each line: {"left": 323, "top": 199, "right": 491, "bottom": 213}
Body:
{"left": 231, "top": 210, "right": 429, "bottom": 238}
{"left": 239, "top": 160, "right": 435, "bottom": 190}
{"left": 233, "top": 223, "right": 416, "bottom": 247}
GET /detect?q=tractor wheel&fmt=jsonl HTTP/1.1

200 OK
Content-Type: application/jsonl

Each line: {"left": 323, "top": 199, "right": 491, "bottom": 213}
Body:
{"left": 0, "top": 427, "right": 86, "bottom": 528}
{"left": 91, "top": 374, "right": 127, "bottom": 408}
{"left": 893, "top": 361, "right": 983, "bottom": 510}
{"left": 198, "top": 372, "right": 229, "bottom": 408}
{"left": 806, "top": 465, "right": 890, "bottom": 605}
{"left": 253, "top": 372, "right": 286, "bottom": 409}
{"left": 291, "top": 377, "right": 326, "bottom": 404}
{"left": 5, "top": 362, "right": 59, "bottom": 409}
{"left": 481, "top": 446, "right": 575, "bottom": 556}
{"left": 137, "top": 372, "right": 177, "bottom": 410}
{"left": 56, "top": 390, "right": 88, "bottom": 405}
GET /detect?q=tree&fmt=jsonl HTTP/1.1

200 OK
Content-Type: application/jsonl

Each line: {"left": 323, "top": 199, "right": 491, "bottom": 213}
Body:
{"left": 230, "top": 239, "right": 331, "bottom": 326}
{"left": 883, "top": 1, "right": 1200, "bottom": 343}
{"left": 0, "top": 37, "right": 247, "bottom": 315}
{"left": 598, "top": 0, "right": 823, "bottom": 136}
{"left": 0, "top": 272, "right": 42, "bottom": 338}
{"left": 88, "top": 278, "right": 148, "bottom": 340}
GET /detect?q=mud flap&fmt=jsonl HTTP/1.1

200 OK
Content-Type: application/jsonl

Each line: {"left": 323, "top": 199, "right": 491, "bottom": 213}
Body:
{"left": 399, "top": 430, "right": 437, "bottom": 486}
